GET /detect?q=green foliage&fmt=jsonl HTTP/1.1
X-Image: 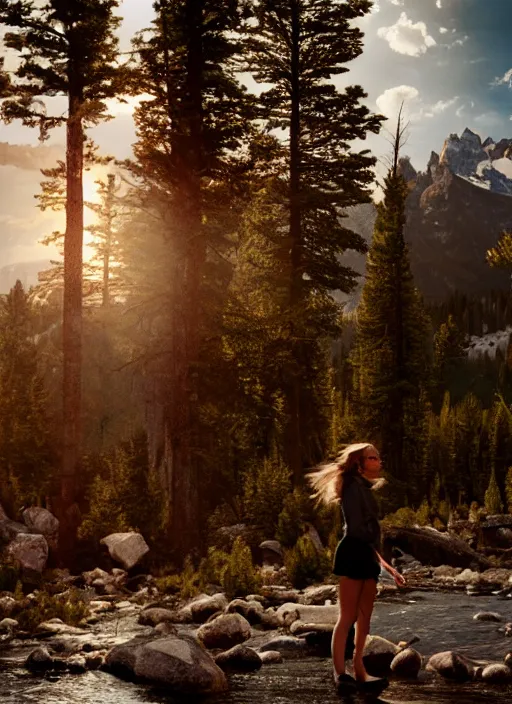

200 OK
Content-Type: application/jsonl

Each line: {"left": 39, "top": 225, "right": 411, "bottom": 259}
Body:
{"left": 487, "top": 231, "right": 512, "bottom": 270}
{"left": 155, "top": 557, "right": 201, "bottom": 601}
{"left": 220, "top": 537, "right": 262, "bottom": 599}
{"left": 437, "top": 499, "right": 451, "bottom": 525}
{"left": 352, "top": 150, "right": 430, "bottom": 506}
{"left": 276, "top": 488, "right": 315, "bottom": 548}
{"left": 381, "top": 507, "right": 418, "bottom": 529}
{"left": 484, "top": 469, "right": 504, "bottom": 515}
{"left": 0, "top": 281, "right": 55, "bottom": 511}
{"left": 79, "top": 434, "right": 163, "bottom": 545}
{"left": 416, "top": 498, "right": 431, "bottom": 526}
{"left": 242, "top": 453, "right": 292, "bottom": 535}
{"left": 284, "top": 534, "right": 330, "bottom": 589}
{"left": 13, "top": 588, "right": 89, "bottom": 633}
{"left": 505, "top": 467, "right": 512, "bottom": 514}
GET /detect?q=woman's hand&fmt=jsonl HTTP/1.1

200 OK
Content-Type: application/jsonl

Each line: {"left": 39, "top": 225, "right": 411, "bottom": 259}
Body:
{"left": 387, "top": 566, "right": 406, "bottom": 587}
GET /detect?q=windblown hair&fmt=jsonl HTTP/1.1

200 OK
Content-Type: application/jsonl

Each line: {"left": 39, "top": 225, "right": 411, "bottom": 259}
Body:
{"left": 306, "top": 443, "right": 374, "bottom": 506}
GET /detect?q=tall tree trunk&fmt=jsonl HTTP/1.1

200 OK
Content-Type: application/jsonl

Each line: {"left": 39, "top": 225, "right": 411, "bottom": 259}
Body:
{"left": 286, "top": 0, "right": 303, "bottom": 485}
{"left": 59, "top": 94, "right": 84, "bottom": 565}
{"left": 102, "top": 173, "right": 115, "bottom": 308}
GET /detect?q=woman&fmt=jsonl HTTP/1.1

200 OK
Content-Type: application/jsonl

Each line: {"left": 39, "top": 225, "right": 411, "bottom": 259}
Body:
{"left": 307, "top": 443, "right": 406, "bottom": 695}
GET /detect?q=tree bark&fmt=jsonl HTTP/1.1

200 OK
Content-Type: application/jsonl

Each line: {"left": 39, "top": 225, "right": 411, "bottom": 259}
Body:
{"left": 59, "top": 92, "right": 84, "bottom": 566}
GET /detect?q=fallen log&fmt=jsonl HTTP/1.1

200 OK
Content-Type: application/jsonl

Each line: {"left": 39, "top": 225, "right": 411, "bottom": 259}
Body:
{"left": 382, "top": 526, "right": 492, "bottom": 571}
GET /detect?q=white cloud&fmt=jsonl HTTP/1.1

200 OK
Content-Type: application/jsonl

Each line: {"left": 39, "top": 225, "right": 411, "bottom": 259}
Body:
{"left": 450, "top": 35, "right": 469, "bottom": 48}
{"left": 439, "top": 27, "right": 449, "bottom": 34}
{"left": 389, "top": 0, "right": 404, "bottom": 5}
{"left": 377, "top": 12, "right": 437, "bottom": 57}
{"left": 491, "top": 68, "right": 512, "bottom": 88}
{"left": 376, "top": 85, "right": 459, "bottom": 123}
{"left": 436, "top": 0, "right": 442, "bottom": 8}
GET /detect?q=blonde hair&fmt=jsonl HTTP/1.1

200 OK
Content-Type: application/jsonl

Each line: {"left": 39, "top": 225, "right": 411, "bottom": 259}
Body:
{"left": 306, "top": 443, "right": 374, "bottom": 506}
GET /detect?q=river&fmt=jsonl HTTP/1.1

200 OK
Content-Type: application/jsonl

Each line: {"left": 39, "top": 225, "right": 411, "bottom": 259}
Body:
{"left": 1, "top": 590, "right": 512, "bottom": 704}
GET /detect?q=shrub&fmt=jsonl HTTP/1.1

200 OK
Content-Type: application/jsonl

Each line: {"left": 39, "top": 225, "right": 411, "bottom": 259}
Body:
{"left": 437, "top": 499, "right": 451, "bottom": 525}
{"left": 485, "top": 469, "right": 504, "bottom": 515}
{"left": 242, "top": 454, "right": 291, "bottom": 535}
{"left": 276, "top": 488, "right": 315, "bottom": 548}
{"left": 220, "top": 537, "right": 261, "bottom": 599}
{"left": 155, "top": 556, "right": 201, "bottom": 600}
{"left": 79, "top": 433, "right": 164, "bottom": 545}
{"left": 415, "top": 498, "right": 430, "bottom": 526}
{"left": 469, "top": 501, "right": 480, "bottom": 523}
{"left": 284, "top": 534, "right": 330, "bottom": 589}
{"left": 13, "top": 588, "right": 89, "bottom": 633}
{"left": 381, "top": 507, "right": 417, "bottom": 529}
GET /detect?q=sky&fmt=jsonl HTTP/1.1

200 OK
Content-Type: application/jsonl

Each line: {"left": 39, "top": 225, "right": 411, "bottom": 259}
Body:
{"left": 0, "top": 0, "right": 511, "bottom": 266}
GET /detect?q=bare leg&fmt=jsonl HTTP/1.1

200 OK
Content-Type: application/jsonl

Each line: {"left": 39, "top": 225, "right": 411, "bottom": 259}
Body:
{"left": 332, "top": 577, "right": 363, "bottom": 678}
{"left": 353, "top": 578, "right": 378, "bottom": 682}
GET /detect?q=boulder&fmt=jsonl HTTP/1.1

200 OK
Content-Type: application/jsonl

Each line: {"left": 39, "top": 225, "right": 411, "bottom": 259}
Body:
{"left": 473, "top": 611, "right": 502, "bottom": 622}
{"left": 105, "top": 634, "right": 228, "bottom": 693}
{"left": 258, "top": 635, "right": 309, "bottom": 659}
{"left": 481, "top": 663, "right": 512, "bottom": 683}
{"left": 0, "top": 519, "right": 29, "bottom": 545}
{"left": 100, "top": 532, "right": 149, "bottom": 570}
{"left": 300, "top": 584, "right": 337, "bottom": 605}
{"left": 276, "top": 602, "right": 338, "bottom": 627}
{"left": 189, "top": 593, "right": 229, "bottom": 623}
{"left": 390, "top": 648, "right": 422, "bottom": 678}
{"left": 259, "top": 650, "right": 283, "bottom": 664}
{"left": 139, "top": 608, "right": 178, "bottom": 627}
{"left": 259, "top": 540, "right": 284, "bottom": 567}
{"left": 22, "top": 508, "right": 59, "bottom": 550}
{"left": 214, "top": 644, "right": 262, "bottom": 672}
{"left": 196, "top": 613, "right": 252, "bottom": 650}
{"left": 362, "top": 635, "right": 400, "bottom": 677}
{"left": 225, "top": 598, "right": 264, "bottom": 625}
{"left": 426, "top": 650, "right": 476, "bottom": 681}
{"left": 0, "top": 596, "right": 16, "bottom": 617}
{"left": 259, "top": 586, "right": 301, "bottom": 606}
{"left": 25, "top": 646, "right": 55, "bottom": 672}
{"left": 5, "top": 533, "right": 48, "bottom": 573}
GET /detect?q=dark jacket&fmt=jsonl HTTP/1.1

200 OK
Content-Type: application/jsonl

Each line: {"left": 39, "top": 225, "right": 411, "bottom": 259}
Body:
{"left": 341, "top": 473, "right": 381, "bottom": 551}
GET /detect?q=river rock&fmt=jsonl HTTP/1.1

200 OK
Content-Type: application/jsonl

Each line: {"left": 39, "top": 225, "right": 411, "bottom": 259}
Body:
{"left": 289, "top": 620, "right": 333, "bottom": 637}
{"left": 83, "top": 568, "right": 110, "bottom": 586}
{"left": 25, "top": 646, "right": 55, "bottom": 672}
{"left": 153, "top": 621, "right": 178, "bottom": 636}
{"left": 100, "top": 532, "right": 150, "bottom": 570}
{"left": 5, "top": 533, "right": 48, "bottom": 573}
{"left": 259, "top": 650, "right": 283, "bottom": 664}
{"left": 0, "top": 519, "right": 29, "bottom": 543}
{"left": 105, "top": 634, "right": 228, "bottom": 693}
{"left": 214, "top": 644, "right": 262, "bottom": 672}
{"left": 196, "top": 612, "right": 251, "bottom": 650}
{"left": 426, "top": 650, "right": 476, "bottom": 681}
{"left": 432, "top": 565, "right": 463, "bottom": 580}
{"left": 390, "top": 648, "right": 422, "bottom": 678}
{"left": 0, "top": 618, "right": 18, "bottom": 632}
{"left": 473, "top": 611, "right": 502, "bottom": 622}
{"left": 22, "top": 508, "right": 59, "bottom": 549}
{"left": 258, "top": 635, "right": 309, "bottom": 659}
{"left": 481, "top": 663, "right": 512, "bottom": 683}
{"left": 300, "top": 584, "right": 337, "bottom": 605}
{"left": 453, "top": 569, "right": 481, "bottom": 585}
{"left": 188, "top": 593, "right": 229, "bottom": 623}
{"left": 225, "top": 598, "right": 264, "bottom": 624}
{"left": 36, "top": 619, "right": 85, "bottom": 636}
{"left": 363, "top": 635, "right": 400, "bottom": 677}
{"left": 260, "top": 540, "right": 284, "bottom": 566}
{"left": 0, "top": 596, "right": 16, "bottom": 617}
{"left": 139, "top": 607, "right": 177, "bottom": 627}
{"left": 259, "top": 586, "right": 301, "bottom": 606}
{"left": 276, "top": 603, "right": 338, "bottom": 627}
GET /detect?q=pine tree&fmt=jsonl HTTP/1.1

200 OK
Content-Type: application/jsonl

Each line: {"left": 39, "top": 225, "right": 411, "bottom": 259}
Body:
{"left": 484, "top": 468, "right": 503, "bottom": 515}
{"left": 0, "top": 0, "right": 124, "bottom": 562}
{"left": 127, "top": 0, "right": 254, "bottom": 559}
{"left": 432, "top": 314, "right": 467, "bottom": 409}
{"left": 244, "top": 0, "right": 383, "bottom": 481}
{"left": 0, "top": 282, "right": 54, "bottom": 512}
{"left": 353, "top": 113, "right": 430, "bottom": 503}
{"left": 487, "top": 231, "right": 512, "bottom": 269}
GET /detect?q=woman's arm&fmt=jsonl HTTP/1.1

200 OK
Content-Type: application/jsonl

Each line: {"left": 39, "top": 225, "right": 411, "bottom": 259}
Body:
{"left": 375, "top": 550, "right": 407, "bottom": 587}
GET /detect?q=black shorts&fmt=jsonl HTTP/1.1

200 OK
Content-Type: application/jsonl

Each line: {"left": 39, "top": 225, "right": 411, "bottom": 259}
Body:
{"left": 333, "top": 536, "right": 380, "bottom": 581}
